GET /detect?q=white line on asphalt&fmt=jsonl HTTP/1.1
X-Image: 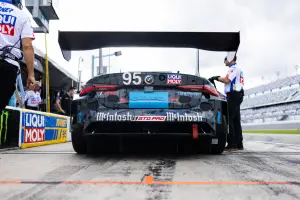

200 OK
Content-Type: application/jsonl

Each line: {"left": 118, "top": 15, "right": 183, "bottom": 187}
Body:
{"left": 251, "top": 140, "right": 300, "bottom": 147}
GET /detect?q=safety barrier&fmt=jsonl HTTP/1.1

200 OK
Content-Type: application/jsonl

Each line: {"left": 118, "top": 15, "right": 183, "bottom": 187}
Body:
{"left": 0, "top": 106, "right": 71, "bottom": 150}
{"left": 0, "top": 107, "right": 21, "bottom": 149}
{"left": 242, "top": 120, "right": 300, "bottom": 130}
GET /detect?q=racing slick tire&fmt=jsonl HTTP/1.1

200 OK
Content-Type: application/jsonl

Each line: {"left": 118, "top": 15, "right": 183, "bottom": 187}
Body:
{"left": 210, "top": 116, "right": 227, "bottom": 154}
{"left": 71, "top": 124, "right": 88, "bottom": 154}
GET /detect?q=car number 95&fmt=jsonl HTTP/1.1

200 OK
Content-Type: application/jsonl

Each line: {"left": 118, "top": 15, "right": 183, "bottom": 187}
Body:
{"left": 122, "top": 72, "right": 142, "bottom": 85}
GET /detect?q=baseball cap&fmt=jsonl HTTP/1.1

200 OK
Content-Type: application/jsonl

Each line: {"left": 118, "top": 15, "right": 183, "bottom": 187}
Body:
{"left": 225, "top": 51, "right": 236, "bottom": 63}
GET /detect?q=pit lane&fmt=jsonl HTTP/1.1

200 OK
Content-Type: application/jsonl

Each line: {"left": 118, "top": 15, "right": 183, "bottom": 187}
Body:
{"left": 0, "top": 134, "right": 300, "bottom": 200}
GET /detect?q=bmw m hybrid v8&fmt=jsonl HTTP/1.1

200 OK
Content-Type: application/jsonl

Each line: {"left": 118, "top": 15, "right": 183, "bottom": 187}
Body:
{"left": 58, "top": 31, "right": 240, "bottom": 154}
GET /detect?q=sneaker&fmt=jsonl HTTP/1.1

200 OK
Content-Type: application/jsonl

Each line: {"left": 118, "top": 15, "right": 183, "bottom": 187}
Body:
{"left": 238, "top": 144, "right": 244, "bottom": 150}
{"left": 225, "top": 145, "right": 231, "bottom": 150}
{"left": 228, "top": 147, "right": 238, "bottom": 151}
{"left": 224, "top": 145, "right": 238, "bottom": 151}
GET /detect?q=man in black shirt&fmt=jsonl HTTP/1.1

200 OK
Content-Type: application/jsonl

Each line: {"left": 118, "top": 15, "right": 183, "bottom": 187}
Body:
{"left": 56, "top": 87, "right": 75, "bottom": 116}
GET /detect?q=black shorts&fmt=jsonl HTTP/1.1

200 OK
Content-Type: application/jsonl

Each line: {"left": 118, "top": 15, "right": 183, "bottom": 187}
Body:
{"left": 0, "top": 60, "right": 18, "bottom": 111}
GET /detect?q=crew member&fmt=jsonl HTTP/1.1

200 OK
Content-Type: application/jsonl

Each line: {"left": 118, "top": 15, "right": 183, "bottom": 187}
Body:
{"left": 210, "top": 52, "right": 244, "bottom": 151}
{"left": 0, "top": 0, "right": 35, "bottom": 112}
{"left": 8, "top": 73, "right": 26, "bottom": 107}
{"left": 25, "top": 81, "right": 42, "bottom": 110}
{"left": 56, "top": 87, "right": 75, "bottom": 116}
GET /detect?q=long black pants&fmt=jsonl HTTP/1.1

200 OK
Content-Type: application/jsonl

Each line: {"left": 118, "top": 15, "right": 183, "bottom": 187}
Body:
{"left": 226, "top": 91, "right": 244, "bottom": 148}
{"left": 0, "top": 60, "right": 18, "bottom": 112}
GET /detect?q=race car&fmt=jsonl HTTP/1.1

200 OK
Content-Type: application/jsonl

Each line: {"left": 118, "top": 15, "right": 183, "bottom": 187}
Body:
{"left": 58, "top": 31, "right": 240, "bottom": 154}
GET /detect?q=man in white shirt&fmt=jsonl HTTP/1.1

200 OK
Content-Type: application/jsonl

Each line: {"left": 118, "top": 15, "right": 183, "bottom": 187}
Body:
{"left": 209, "top": 52, "right": 244, "bottom": 151}
{"left": 25, "top": 81, "right": 41, "bottom": 110}
{"left": 0, "top": 0, "right": 35, "bottom": 112}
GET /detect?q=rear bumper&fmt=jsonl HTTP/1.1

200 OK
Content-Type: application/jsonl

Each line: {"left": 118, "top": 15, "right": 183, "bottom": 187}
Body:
{"left": 82, "top": 121, "right": 216, "bottom": 137}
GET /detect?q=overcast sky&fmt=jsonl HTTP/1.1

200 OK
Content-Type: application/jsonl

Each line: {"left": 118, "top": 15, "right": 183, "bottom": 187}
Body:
{"left": 26, "top": 0, "right": 300, "bottom": 91}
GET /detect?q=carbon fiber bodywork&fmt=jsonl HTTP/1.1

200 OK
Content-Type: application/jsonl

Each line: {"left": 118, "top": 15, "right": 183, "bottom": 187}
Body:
{"left": 71, "top": 72, "right": 228, "bottom": 138}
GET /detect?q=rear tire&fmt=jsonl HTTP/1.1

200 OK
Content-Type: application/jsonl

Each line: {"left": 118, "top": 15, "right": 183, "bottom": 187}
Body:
{"left": 71, "top": 125, "right": 87, "bottom": 154}
{"left": 210, "top": 116, "right": 227, "bottom": 154}
{"left": 210, "top": 136, "right": 226, "bottom": 154}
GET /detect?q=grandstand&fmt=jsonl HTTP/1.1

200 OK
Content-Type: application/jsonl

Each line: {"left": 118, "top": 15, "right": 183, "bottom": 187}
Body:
{"left": 241, "top": 74, "right": 300, "bottom": 124}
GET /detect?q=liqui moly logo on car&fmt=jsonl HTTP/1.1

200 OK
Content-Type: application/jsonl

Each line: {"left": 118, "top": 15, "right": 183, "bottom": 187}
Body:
{"left": 167, "top": 74, "right": 182, "bottom": 84}
{"left": 24, "top": 113, "right": 45, "bottom": 143}
{"left": 0, "top": 14, "right": 16, "bottom": 36}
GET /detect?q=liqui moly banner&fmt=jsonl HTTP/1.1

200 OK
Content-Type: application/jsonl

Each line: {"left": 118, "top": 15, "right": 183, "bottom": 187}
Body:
{"left": 20, "top": 109, "right": 70, "bottom": 148}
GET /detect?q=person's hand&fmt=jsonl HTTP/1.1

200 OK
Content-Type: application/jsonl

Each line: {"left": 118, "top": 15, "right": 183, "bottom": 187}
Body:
{"left": 208, "top": 77, "right": 214, "bottom": 83}
{"left": 209, "top": 76, "right": 220, "bottom": 82}
{"left": 27, "top": 75, "right": 35, "bottom": 89}
{"left": 61, "top": 109, "right": 66, "bottom": 114}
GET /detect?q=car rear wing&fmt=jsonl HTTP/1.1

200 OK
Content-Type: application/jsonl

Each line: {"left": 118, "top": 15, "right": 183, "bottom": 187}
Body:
{"left": 58, "top": 31, "right": 240, "bottom": 61}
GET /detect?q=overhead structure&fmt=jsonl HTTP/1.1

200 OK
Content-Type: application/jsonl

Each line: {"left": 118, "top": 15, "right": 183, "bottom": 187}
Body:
{"left": 25, "top": 0, "right": 59, "bottom": 33}
{"left": 58, "top": 31, "right": 240, "bottom": 77}
{"left": 58, "top": 31, "right": 240, "bottom": 61}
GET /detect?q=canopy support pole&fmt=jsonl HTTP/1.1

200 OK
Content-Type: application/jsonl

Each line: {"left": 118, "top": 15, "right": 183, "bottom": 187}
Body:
{"left": 196, "top": 49, "right": 200, "bottom": 76}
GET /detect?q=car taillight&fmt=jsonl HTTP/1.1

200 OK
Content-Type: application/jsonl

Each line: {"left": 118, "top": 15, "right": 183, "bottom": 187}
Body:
{"left": 177, "top": 85, "right": 219, "bottom": 97}
{"left": 79, "top": 85, "right": 118, "bottom": 96}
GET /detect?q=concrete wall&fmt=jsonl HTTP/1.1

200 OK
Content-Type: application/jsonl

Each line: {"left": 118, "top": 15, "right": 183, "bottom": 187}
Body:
{"left": 242, "top": 120, "right": 300, "bottom": 130}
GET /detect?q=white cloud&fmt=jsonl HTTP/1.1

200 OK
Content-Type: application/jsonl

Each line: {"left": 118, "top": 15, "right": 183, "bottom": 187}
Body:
{"left": 27, "top": 0, "right": 299, "bottom": 92}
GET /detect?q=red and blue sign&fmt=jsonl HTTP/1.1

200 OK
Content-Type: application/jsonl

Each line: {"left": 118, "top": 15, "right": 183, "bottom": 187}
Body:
{"left": 20, "top": 110, "right": 68, "bottom": 148}
{"left": 0, "top": 14, "right": 16, "bottom": 36}
{"left": 167, "top": 74, "right": 182, "bottom": 84}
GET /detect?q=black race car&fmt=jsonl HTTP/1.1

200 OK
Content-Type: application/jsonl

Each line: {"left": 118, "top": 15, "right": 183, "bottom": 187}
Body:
{"left": 58, "top": 31, "right": 240, "bottom": 154}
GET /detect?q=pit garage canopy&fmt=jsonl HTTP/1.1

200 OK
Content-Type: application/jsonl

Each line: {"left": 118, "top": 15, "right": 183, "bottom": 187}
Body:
{"left": 34, "top": 47, "right": 79, "bottom": 90}
{"left": 58, "top": 31, "right": 240, "bottom": 61}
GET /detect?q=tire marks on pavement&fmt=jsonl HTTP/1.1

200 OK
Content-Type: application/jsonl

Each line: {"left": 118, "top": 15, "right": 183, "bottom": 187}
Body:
{"left": 144, "top": 158, "right": 177, "bottom": 200}
{"left": 226, "top": 150, "right": 300, "bottom": 199}
{"left": 6, "top": 165, "right": 85, "bottom": 200}
{"left": 51, "top": 156, "right": 122, "bottom": 199}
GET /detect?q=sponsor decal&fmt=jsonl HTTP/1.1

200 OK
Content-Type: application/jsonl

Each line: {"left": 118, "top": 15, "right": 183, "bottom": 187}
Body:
{"left": 167, "top": 74, "right": 182, "bottom": 84}
{"left": 0, "top": 6, "right": 13, "bottom": 13}
{"left": 176, "top": 92, "right": 201, "bottom": 96}
{"left": 55, "top": 119, "right": 67, "bottom": 140}
{"left": 0, "top": 14, "right": 16, "bottom": 36}
{"left": 240, "top": 71, "right": 244, "bottom": 84}
{"left": 98, "top": 91, "right": 117, "bottom": 96}
{"left": 96, "top": 112, "right": 203, "bottom": 122}
{"left": 130, "top": 96, "right": 166, "bottom": 102}
{"left": 217, "top": 111, "right": 221, "bottom": 124}
{"left": 0, "top": 109, "right": 20, "bottom": 148}
{"left": 0, "top": 110, "right": 8, "bottom": 146}
{"left": 24, "top": 113, "right": 45, "bottom": 143}
{"left": 129, "top": 92, "right": 168, "bottom": 108}
{"left": 136, "top": 116, "right": 166, "bottom": 121}
{"left": 104, "top": 91, "right": 117, "bottom": 95}
{"left": 166, "top": 112, "right": 203, "bottom": 121}
{"left": 97, "top": 112, "right": 135, "bottom": 121}
{"left": 144, "top": 75, "right": 154, "bottom": 84}
{"left": 56, "top": 119, "right": 67, "bottom": 127}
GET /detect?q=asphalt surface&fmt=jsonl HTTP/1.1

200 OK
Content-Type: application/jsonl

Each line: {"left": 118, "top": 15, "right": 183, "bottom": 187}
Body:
{"left": 0, "top": 135, "right": 300, "bottom": 200}
{"left": 244, "top": 134, "right": 300, "bottom": 145}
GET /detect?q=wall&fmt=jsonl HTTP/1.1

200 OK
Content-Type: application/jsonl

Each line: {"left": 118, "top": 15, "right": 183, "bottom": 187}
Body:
{"left": 0, "top": 107, "right": 21, "bottom": 149}
{"left": 0, "top": 107, "right": 71, "bottom": 150}
{"left": 242, "top": 120, "right": 300, "bottom": 130}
